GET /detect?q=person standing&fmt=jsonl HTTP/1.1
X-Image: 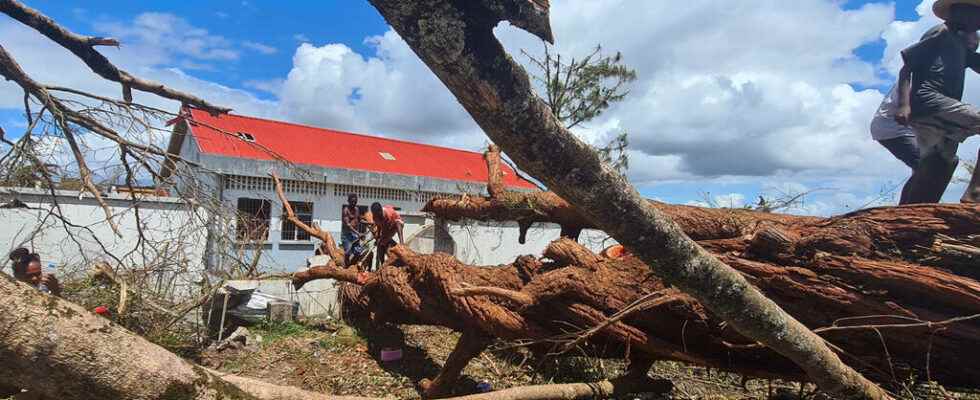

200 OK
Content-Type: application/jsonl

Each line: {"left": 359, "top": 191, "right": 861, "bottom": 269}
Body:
{"left": 895, "top": 0, "right": 980, "bottom": 203}
{"left": 370, "top": 202, "right": 404, "bottom": 266}
{"left": 341, "top": 193, "right": 362, "bottom": 265}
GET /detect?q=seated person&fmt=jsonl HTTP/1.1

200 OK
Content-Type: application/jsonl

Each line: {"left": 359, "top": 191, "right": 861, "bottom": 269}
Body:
{"left": 22, "top": 253, "right": 61, "bottom": 296}
{"left": 7, "top": 247, "right": 29, "bottom": 279}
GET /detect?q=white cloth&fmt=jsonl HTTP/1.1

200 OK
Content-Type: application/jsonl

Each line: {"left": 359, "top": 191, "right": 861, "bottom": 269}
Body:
{"left": 870, "top": 85, "right": 916, "bottom": 141}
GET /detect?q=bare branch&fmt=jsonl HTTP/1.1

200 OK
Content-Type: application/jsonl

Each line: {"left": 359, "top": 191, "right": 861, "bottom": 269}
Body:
{"left": 0, "top": 0, "right": 231, "bottom": 114}
{"left": 0, "top": 45, "right": 122, "bottom": 236}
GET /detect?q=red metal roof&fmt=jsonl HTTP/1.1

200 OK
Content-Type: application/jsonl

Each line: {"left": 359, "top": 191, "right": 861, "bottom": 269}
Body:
{"left": 184, "top": 108, "right": 538, "bottom": 190}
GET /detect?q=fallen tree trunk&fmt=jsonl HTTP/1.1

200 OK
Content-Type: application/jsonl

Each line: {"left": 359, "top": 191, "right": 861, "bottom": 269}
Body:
{"left": 444, "top": 377, "right": 672, "bottom": 400}
{"left": 423, "top": 145, "right": 817, "bottom": 243}
{"left": 367, "top": 2, "right": 889, "bottom": 398}
{"left": 296, "top": 202, "right": 980, "bottom": 395}
{"left": 289, "top": 145, "right": 980, "bottom": 396}
{"left": 1, "top": 271, "right": 676, "bottom": 400}
{"left": 0, "top": 272, "right": 386, "bottom": 400}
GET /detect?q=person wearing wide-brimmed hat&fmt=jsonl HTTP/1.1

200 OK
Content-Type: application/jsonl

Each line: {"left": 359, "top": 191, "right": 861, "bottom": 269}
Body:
{"left": 894, "top": 0, "right": 980, "bottom": 204}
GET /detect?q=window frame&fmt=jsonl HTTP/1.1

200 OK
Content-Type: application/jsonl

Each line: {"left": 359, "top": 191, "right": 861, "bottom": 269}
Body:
{"left": 236, "top": 197, "right": 271, "bottom": 243}
{"left": 281, "top": 200, "right": 314, "bottom": 242}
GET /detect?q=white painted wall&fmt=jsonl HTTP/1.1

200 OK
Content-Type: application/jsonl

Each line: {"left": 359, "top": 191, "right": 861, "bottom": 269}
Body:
{"left": 0, "top": 188, "right": 209, "bottom": 295}
{"left": 444, "top": 221, "right": 609, "bottom": 265}
{"left": 1, "top": 186, "right": 611, "bottom": 316}
{"left": 215, "top": 181, "right": 434, "bottom": 272}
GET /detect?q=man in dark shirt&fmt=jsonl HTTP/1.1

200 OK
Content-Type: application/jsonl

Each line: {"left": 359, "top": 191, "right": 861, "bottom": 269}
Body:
{"left": 896, "top": 0, "right": 980, "bottom": 203}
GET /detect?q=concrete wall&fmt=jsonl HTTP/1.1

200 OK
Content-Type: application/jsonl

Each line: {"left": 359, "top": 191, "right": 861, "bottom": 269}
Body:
{"left": 0, "top": 186, "right": 611, "bottom": 316}
{"left": 0, "top": 187, "right": 208, "bottom": 294}
{"left": 208, "top": 177, "right": 436, "bottom": 273}
{"left": 443, "top": 222, "right": 609, "bottom": 265}
{"left": 226, "top": 279, "right": 341, "bottom": 318}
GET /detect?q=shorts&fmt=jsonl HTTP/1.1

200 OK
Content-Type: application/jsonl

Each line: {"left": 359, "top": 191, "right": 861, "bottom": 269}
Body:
{"left": 911, "top": 100, "right": 980, "bottom": 162}
{"left": 340, "top": 231, "right": 358, "bottom": 253}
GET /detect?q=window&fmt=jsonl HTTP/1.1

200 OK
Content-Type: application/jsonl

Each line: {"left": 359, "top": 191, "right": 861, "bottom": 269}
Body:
{"left": 236, "top": 198, "right": 271, "bottom": 242}
{"left": 378, "top": 152, "right": 396, "bottom": 160}
{"left": 282, "top": 201, "right": 313, "bottom": 241}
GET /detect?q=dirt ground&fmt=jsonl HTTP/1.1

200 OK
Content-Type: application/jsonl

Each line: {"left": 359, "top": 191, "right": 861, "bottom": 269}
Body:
{"left": 197, "top": 317, "right": 979, "bottom": 400}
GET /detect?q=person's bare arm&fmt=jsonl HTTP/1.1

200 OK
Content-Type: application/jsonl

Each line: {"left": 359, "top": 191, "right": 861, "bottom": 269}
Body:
{"left": 42, "top": 274, "right": 61, "bottom": 297}
{"left": 896, "top": 64, "right": 913, "bottom": 126}
{"left": 397, "top": 220, "right": 405, "bottom": 244}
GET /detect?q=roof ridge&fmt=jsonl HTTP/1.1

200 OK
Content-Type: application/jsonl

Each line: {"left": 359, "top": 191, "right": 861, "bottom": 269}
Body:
{"left": 188, "top": 107, "right": 488, "bottom": 157}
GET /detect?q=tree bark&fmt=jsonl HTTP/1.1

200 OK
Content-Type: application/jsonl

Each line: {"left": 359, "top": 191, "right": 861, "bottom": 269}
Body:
{"left": 424, "top": 145, "right": 814, "bottom": 244}
{"left": 0, "top": 273, "right": 382, "bottom": 400}
{"left": 366, "top": 1, "right": 891, "bottom": 398}
{"left": 0, "top": 270, "right": 683, "bottom": 400}
{"left": 443, "top": 378, "right": 672, "bottom": 400}
{"left": 419, "top": 332, "right": 493, "bottom": 398}
{"left": 302, "top": 212, "right": 980, "bottom": 389}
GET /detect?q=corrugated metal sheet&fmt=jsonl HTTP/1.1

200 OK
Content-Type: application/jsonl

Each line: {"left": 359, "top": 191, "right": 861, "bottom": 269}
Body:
{"left": 185, "top": 108, "right": 537, "bottom": 189}
{"left": 226, "top": 279, "right": 340, "bottom": 318}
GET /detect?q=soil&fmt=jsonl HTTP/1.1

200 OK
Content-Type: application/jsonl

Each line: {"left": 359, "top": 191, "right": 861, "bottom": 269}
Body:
{"left": 197, "top": 318, "right": 978, "bottom": 400}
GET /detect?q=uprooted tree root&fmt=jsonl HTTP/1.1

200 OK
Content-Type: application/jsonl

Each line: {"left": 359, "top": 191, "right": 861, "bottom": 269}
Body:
{"left": 297, "top": 206, "right": 980, "bottom": 396}
{"left": 286, "top": 145, "right": 980, "bottom": 398}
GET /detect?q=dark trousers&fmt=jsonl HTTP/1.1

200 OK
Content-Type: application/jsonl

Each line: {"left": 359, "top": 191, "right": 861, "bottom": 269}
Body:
{"left": 376, "top": 241, "right": 393, "bottom": 268}
{"left": 879, "top": 137, "right": 920, "bottom": 204}
{"left": 903, "top": 146, "right": 959, "bottom": 205}
{"left": 908, "top": 104, "right": 979, "bottom": 204}
{"left": 962, "top": 147, "right": 980, "bottom": 203}
{"left": 879, "top": 136, "right": 920, "bottom": 169}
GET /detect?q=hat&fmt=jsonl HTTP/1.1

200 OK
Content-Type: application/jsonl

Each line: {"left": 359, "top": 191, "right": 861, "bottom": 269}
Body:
{"left": 934, "top": 0, "right": 980, "bottom": 21}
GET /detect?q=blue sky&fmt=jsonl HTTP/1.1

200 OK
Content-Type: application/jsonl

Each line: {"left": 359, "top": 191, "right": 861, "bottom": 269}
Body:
{"left": 2, "top": 0, "right": 977, "bottom": 216}
{"left": 23, "top": 1, "right": 388, "bottom": 94}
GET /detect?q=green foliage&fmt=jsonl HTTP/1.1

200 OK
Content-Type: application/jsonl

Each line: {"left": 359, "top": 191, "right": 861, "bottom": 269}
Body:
{"left": 526, "top": 45, "right": 637, "bottom": 130}
{"left": 61, "top": 277, "right": 200, "bottom": 358}
{"left": 252, "top": 320, "right": 309, "bottom": 343}
{"left": 317, "top": 325, "right": 368, "bottom": 352}
{"left": 0, "top": 164, "right": 39, "bottom": 187}
{"left": 525, "top": 44, "right": 636, "bottom": 175}
{"left": 597, "top": 131, "right": 629, "bottom": 174}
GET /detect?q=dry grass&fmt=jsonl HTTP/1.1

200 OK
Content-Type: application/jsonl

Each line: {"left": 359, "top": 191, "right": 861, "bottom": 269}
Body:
{"left": 199, "top": 318, "right": 979, "bottom": 400}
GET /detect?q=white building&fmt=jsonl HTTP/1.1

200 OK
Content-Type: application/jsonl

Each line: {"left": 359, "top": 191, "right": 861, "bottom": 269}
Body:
{"left": 0, "top": 109, "right": 612, "bottom": 316}
{"left": 162, "top": 107, "right": 568, "bottom": 272}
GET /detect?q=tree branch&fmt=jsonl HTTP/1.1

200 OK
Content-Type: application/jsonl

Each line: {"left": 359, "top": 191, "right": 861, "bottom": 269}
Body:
{"left": 0, "top": 44, "right": 122, "bottom": 237}
{"left": 366, "top": 2, "right": 890, "bottom": 398}
{"left": 0, "top": 0, "right": 231, "bottom": 114}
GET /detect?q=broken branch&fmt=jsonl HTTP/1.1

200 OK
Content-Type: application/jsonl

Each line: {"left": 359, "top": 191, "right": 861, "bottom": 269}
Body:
{"left": 0, "top": 0, "right": 231, "bottom": 114}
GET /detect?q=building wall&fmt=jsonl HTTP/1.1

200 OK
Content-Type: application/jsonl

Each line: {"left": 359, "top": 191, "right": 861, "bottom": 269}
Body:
{"left": 211, "top": 173, "right": 438, "bottom": 272}
{"left": 0, "top": 186, "right": 610, "bottom": 316}
{"left": 0, "top": 188, "right": 209, "bottom": 295}
{"left": 444, "top": 222, "right": 610, "bottom": 265}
